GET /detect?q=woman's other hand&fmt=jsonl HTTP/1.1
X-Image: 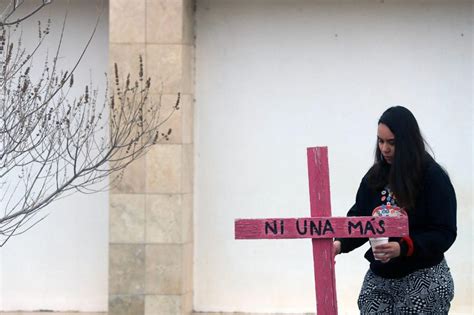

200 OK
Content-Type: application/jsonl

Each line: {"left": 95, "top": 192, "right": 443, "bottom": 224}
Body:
{"left": 333, "top": 240, "right": 342, "bottom": 256}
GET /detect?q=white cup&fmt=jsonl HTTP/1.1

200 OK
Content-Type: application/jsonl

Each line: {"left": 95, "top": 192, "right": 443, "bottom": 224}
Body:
{"left": 369, "top": 237, "right": 389, "bottom": 260}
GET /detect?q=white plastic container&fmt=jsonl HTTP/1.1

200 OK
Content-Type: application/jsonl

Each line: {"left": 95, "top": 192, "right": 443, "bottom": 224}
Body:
{"left": 369, "top": 237, "right": 389, "bottom": 260}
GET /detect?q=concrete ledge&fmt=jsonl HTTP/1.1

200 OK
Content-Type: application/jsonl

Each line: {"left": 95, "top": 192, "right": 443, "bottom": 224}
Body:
{"left": 192, "top": 313, "right": 313, "bottom": 315}
{"left": 0, "top": 313, "right": 107, "bottom": 315}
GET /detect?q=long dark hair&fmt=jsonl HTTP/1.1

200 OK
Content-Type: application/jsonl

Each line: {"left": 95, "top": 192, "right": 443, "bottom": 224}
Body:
{"left": 367, "top": 106, "right": 432, "bottom": 210}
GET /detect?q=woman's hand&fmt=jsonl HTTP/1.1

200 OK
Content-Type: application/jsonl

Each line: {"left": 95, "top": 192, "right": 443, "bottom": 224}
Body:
{"left": 372, "top": 241, "right": 401, "bottom": 263}
{"left": 333, "top": 240, "right": 342, "bottom": 256}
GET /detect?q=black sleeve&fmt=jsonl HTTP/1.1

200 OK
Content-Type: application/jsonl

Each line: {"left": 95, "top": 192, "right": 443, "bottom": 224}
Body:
{"left": 410, "top": 164, "right": 457, "bottom": 258}
{"left": 337, "top": 177, "right": 372, "bottom": 253}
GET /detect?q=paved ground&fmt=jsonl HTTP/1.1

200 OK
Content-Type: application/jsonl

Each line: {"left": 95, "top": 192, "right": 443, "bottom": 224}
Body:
{"left": 0, "top": 313, "right": 106, "bottom": 315}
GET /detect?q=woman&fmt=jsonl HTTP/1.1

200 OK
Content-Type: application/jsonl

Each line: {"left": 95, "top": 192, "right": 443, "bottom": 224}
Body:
{"left": 333, "top": 106, "right": 456, "bottom": 314}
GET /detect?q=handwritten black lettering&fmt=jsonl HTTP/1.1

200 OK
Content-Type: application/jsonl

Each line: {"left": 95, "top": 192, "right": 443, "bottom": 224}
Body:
{"left": 296, "top": 219, "right": 307, "bottom": 235}
{"left": 310, "top": 220, "right": 322, "bottom": 235}
{"left": 364, "top": 220, "right": 376, "bottom": 235}
{"left": 323, "top": 220, "right": 334, "bottom": 235}
{"left": 265, "top": 220, "right": 278, "bottom": 235}
{"left": 376, "top": 219, "right": 386, "bottom": 234}
{"left": 348, "top": 221, "right": 363, "bottom": 235}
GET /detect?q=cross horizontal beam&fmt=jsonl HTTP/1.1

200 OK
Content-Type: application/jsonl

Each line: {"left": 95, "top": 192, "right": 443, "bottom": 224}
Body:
{"left": 235, "top": 216, "right": 408, "bottom": 240}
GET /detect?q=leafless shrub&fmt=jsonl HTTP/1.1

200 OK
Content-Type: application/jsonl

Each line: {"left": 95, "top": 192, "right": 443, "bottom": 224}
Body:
{"left": 1, "top": 0, "right": 53, "bottom": 26}
{"left": 0, "top": 1, "right": 179, "bottom": 245}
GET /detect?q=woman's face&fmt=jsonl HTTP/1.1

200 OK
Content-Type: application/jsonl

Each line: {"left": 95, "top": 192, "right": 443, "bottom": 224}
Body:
{"left": 377, "top": 123, "right": 395, "bottom": 164}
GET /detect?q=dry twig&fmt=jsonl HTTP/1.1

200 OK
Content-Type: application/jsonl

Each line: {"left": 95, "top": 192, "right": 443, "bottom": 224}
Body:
{"left": 0, "top": 0, "right": 179, "bottom": 246}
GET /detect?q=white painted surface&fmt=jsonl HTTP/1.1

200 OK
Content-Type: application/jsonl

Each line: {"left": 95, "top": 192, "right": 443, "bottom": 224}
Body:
{"left": 0, "top": 0, "right": 108, "bottom": 311}
{"left": 195, "top": 0, "right": 472, "bottom": 314}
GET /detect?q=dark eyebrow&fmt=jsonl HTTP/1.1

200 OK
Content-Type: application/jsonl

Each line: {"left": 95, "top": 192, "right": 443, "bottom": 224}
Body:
{"left": 377, "top": 136, "right": 395, "bottom": 142}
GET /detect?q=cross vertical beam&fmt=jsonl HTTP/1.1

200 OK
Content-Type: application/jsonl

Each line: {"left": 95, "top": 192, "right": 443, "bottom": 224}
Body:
{"left": 307, "top": 147, "right": 337, "bottom": 315}
{"left": 235, "top": 146, "right": 408, "bottom": 313}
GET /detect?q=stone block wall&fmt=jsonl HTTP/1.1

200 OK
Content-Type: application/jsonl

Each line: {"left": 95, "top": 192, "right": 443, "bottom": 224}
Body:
{"left": 108, "top": 1, "right": 195, "bottom": 314}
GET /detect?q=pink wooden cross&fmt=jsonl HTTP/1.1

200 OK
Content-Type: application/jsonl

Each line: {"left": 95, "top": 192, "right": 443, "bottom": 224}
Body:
{"left": 235, "top": 147, "right": 409, "bottom": 315}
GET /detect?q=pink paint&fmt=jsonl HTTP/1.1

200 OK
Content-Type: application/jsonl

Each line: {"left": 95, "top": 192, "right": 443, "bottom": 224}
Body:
{"left": 235, "top": 216, "right": 408, "bottom": 239}
{"left": 307, "top": 147, "right": 337, "bottom": 315}
{"left": 234, "top": 146, "right": 409, "bottom": 315}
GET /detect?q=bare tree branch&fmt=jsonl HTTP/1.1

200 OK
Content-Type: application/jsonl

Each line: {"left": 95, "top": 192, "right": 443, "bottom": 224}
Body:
{"left": 1, "top": 0, "right": 53, "bottom": 26}
{"left": 0, "top": 1, "right": 179, "bottom": 246}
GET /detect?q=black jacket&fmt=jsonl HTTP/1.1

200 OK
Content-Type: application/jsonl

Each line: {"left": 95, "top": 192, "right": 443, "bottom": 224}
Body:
{"left": 338, "top": 159, "right": 457, "bottom": 278}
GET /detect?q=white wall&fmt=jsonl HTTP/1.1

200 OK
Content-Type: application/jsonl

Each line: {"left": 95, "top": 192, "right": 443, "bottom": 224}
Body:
{"left": 0, "top": 0, "right": 108, "bottom": 311}
{"left": 195, "top": 0, "right": 472, "bottom": 314}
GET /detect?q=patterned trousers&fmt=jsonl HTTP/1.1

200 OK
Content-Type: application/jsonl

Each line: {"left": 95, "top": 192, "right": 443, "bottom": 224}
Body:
{"left": 358, "top": 259, "right": 454, "bottom": 314}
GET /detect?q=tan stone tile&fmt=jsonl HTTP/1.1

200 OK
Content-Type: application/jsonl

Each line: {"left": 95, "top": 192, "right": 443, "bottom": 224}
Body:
{"left": 110, "top": 194, "right": 146, "bottom": 243}
{"left": 110, "top": 154, "right": 147, "bottom": 194}
{"left": 181, "top": 94, "right": 194, "bottom": 144}
{"left": 109, "top": 244, "right": 145, "bottom": 294}
{"left": 182, "top": 144, "right": 193, "bottom": 193}
{"left": 145, "top": 244, "right": 184, "bottom": 294}
{"left": 146, "top": 194, "right": 182, "bottom": 243}
{"left": 181, "top": 44, "right": 194, "bottom": 94}
{"left": 109, "top": 294, "right": 144, "bottom": 315}
{"left": 110, "top": 0, "right": 146, "bottom": 43}
{"left": 182, "top": 193, "right": 193, "bottom": 243}
{"left": 146, "top": 0, "right": 184, "bottom": 44}
{"left": 183, "top": 0, "right": 195, "bottom": 45}
{"left": 144, "top": 293, "right": 192, "bottom": 314}
{"left": 145, "top": 44, "right": 193, "bottom": 95}
{"left": 109, "top": 44, "right": 146, "bottom": 84}
{"left": 153, "top": 93, "right": 183, "bottom": 144}
{"left": 184, "top": 292, "right": 193, "bottom": 314}
{"left": 146, "top": 144, "right": 182, "bottom": 193}
{"left": 145, "top": 295, "right": 180, "bottom": 315}
{"left": 150, "top": 93, "right": 192, "bottom": 145}
{"left": 144, "top": 193, "right": 193, "bottom": 245}
{"left": 183, "top": 243, "right": 193, "bottom": 293}
{"left": 146, "top": 44, "right": 182, "bottom": 94}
